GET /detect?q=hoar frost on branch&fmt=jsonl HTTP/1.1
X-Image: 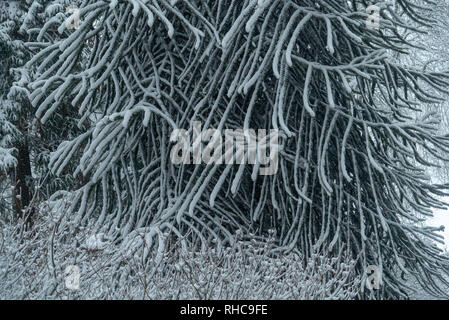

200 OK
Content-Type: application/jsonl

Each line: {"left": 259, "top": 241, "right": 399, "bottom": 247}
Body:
{"left": 8, "top": 0, "right": 449, "bottom": 298}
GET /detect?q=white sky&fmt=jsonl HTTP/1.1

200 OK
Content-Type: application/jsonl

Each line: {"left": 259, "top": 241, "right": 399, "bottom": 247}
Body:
{"left": 428, "top": 196, "right": 449, "bottom": 250}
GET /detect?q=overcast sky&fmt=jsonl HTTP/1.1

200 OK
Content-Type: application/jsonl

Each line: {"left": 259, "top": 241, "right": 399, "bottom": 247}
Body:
{"left": 429, "top": 197, "right": 449, "bottom": 250}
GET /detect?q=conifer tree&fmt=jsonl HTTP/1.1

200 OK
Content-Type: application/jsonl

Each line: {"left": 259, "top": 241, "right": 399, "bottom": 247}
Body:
{"left": 1, "top": 0, "right": 81, "bottom": 223}
{"left": 19, "top": 0, "right": 449, "bottom": 298}
{"left": 0, "top": 0, "right": 32, "bottom": 221}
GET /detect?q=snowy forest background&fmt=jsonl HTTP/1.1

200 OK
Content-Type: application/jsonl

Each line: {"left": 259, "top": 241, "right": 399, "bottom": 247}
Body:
{"left": 2, "top": 0, "right": 449, "bottom": 300}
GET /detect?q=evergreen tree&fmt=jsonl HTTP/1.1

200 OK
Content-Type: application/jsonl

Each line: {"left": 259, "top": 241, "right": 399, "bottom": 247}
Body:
{"left": 0, "top": 0, "right": 32, "bottom": 221}
{"left": 1, "top": 0, "right": 81, "bottom": 224}
{"left": 19, "top": 0, "right": 449, "bottom": 298}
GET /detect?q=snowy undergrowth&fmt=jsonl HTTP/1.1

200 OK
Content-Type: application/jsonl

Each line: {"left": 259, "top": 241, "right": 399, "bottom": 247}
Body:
{"left": 0, "top": 200, "right": 361, "bottom": 300}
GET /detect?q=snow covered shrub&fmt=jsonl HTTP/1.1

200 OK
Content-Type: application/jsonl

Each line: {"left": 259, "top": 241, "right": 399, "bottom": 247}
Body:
{"left": 164, "top": 237, "right": 361, "bottom": 300}
{"left": 0, "top": 208, "right": 360, "bottom": 299}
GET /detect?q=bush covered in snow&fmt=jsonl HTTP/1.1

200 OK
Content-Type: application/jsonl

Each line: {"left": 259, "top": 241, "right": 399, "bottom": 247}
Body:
{"left": 0, "top": 202, "right": 360, "bottom": 300}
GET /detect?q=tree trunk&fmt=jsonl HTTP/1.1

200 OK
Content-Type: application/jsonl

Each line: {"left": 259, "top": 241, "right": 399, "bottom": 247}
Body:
{"left": 13, "top": 138, "right": 34, "bottom": 228}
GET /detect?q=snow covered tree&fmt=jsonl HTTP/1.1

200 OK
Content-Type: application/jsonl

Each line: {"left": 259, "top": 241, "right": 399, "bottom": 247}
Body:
{"left": 19, "top": 0, "right": 84, "bottom": 197}
{"left": 403, "top": 0, "right": 449, "bottom": 183}
{"left": 0, "top": 1, "right": 24, "bottom": 169}
{"left": 0, "top": 0, "right": 82, "bottom": 225}
{"left": 0, "top": 0, "right": 32, "bottom": 222}
{"left": 17, "top": 0, "right": 449, "bottom": 298}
